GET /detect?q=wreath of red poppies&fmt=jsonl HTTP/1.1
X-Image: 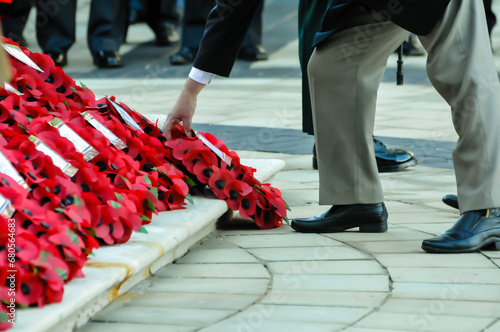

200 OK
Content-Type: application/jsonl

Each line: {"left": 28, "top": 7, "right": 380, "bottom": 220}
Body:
{"left": 0, "top": 37, "right": 289, "bottom": 330}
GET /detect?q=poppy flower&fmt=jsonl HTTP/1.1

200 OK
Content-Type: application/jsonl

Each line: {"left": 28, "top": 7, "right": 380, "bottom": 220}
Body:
{"left": 223, "top": 179, "right": 252, "bottom": 211}
{"left": 208, "top": 169, "right": 235, "bottom": 199}
{"left": 15, "top": 272, "right": 45, "bottom": 307}
{"left": 167, "top": 137, "right": 206, "bottom": 160}
{"left": 260, "top": 184, "right": 288, "bottom": 217}
{"left": 15, "top": 233, "right": 41, "bottom": 264}
{"left": 238, "top": 192, "right": 257, "bottom": 219}
{"left": 182, "top": 149, "right": 218, "bottom": 175}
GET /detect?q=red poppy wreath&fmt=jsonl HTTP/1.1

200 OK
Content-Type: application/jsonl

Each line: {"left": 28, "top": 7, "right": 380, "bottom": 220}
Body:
{"left": 0, "top": 37, "right": 289, "bottom": 330}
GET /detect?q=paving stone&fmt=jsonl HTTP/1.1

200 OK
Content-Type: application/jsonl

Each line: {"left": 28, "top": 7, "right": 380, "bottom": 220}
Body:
{"left": 272, "top": 274, "right": 390, "bottom": 292}
{"left": 92, "top": 306, "right": 234, "bottom": 328}
{"left": 384, "top": 189, "right": 446, "bottom": 203}
{"left": 348, "top": 240, "right": 425, "bottom": 254}
{"left": 270, "top": 179, "right": 319, "bottom": 190}
{"left": 286, "top": 205, "right": 338, "bottom": 220}
{"left": 384, "top": 201, "right": 436, "bottom": 213}
{"left": 353, "top": 312, "right": 494, "bottom": 332}
{"left": 375, "top": 253, "right": 496, "bottom": 268}
{"left": 223, "top": 233, "right": 342, "bottom": 248}
{"left": 247, "top": 246, "right": 370, "bottom": 261}
{"left": 282, "top": 189, "right": 320, "bottom": 205}
{"left": 126, "top": 292, "right": 259, "bottom": 310}
{"left": 273, "top": 170, "right": 319, "bottom": 183}
{"left": 197, "top": 237, "right": 239, "bottom": 249}
{"left": 77, "top": 322, "right": 194, "bottom": 332}
{"left": 482, "top": 251, "right": 500, "bottom": 259}
{"left": 199, "top": 319, "right": 343, "bottom": 332}
{"left": 389, "top": 213, "right": 459, "bottom": 226}
{"left": 266, "top": 260, "right": 386, "bottom": 275}
{"left": 493, "top": 260, "right": 500, "bottom": 268}
{"left": 228, "top": 304, "right": 371, "bottom": 325}
{"left": 261, "top": 290, "right": 387, "bottom": 307}
{"left": 402, "top": 223, "right": 457, "bottom": 235}
{"left": 175, "top": 249, "right": 259, "bottom": 263}
{"left": 342, "top": 328, "right": 408, "bottom": 332}
{"left": 485, "top": 320, "right": 500, "bottom": 332}
{"left": 380, "top": 180, "right": 431, "bottom": 192}
{"left": 420, "top": 200, "right": 458, "bottom": 212}
{"left": 220, "top": 227, "right": 296, "bottom": 236}
{"left": 149, "top": 277, "right": 270, "bottom": 295}
{"left": 380, "top": 298, "right": 500, "bottom": 318}
{"left": 387, "top": 267, "right": 500, "bottom": 284}
{"left": 155, "top": 263, "right": 269, "bottom": 279}
{"left": 323, "top": 227, "right": 431, "bottom": 242}
{"left": 392, "top": 283, "right": 500, "bottom": 302}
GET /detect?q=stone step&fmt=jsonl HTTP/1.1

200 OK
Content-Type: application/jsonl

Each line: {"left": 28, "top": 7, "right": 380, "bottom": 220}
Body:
{"left": 12, "top": 158, "right": 285, "bottom": 332}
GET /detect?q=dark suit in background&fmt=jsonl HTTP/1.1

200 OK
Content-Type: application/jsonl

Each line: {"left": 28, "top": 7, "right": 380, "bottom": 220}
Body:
{"left": 298, "top": 0, "right": 330, "bottom": 135}
{"left": 128, "top": 0, "right": 180, "bottom": 45}
{"left": 170, "top": 0, "right": 266, "bottom": 65}
{"left": 1, "top": 0, "right": 128, "bottom": 67}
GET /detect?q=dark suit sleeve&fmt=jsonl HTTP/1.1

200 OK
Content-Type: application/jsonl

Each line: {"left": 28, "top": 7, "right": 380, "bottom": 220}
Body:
{"left": 193, "top": 0, "right": 263, "bottom": 77}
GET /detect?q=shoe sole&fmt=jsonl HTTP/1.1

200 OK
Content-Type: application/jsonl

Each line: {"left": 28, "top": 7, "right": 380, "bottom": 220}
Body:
{"left": 313, "top": 157, "right": 417, "bottom": 172}
{"left": 378, "top": 158, "right": 417, "bottom": 173}
{"left": 291, "top": 220, "right": 388, "bottom": 233}
{"left": 422, "top": 237, "right": 500, "bottom": 253}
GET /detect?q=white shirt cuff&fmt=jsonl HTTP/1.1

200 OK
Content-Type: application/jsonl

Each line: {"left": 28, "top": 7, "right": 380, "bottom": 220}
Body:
{"left": 189, "top": 67, "right": 216, "bottom": 85}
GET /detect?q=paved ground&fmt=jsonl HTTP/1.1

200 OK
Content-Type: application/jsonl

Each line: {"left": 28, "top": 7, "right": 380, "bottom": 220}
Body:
{"left": 17, "top": 0, "right": 500, "bottom": 331}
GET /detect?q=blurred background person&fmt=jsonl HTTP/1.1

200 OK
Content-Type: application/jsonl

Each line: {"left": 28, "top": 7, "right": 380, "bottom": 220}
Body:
{"left": 170, "top": 0, "right": 267, "bottom": 65}
{"left": 1, "top": 0, "right": 128, "bottom": 68}
{"left": 485, "top": 0, "right": 497, "bottom": 37}
{"left": 126, "top": 0, "right": 180, "bottom": 46}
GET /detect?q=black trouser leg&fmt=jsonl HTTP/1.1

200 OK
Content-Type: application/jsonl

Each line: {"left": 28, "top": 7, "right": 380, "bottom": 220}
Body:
{"left": 298, "top": 0, "right": 330, "bottom": 135}
{"left": 36, "top": 0, "right": 77, "bottom": 54}
{"left": 87, "top": 0, "right": 128, "bottom": 54}
{"left": 180, "top": 0, "right": 213, "bottom": 49}
{"left": 242, "top": 0, "right": 263, "bottom": 47}
{"left": 1, "top": 0, "right": 32, "bottom": 45}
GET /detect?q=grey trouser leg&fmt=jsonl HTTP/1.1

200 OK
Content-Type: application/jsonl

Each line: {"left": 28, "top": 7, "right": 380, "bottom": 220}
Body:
{"left": 308, "top": 8, "right": 407, "bottom": 205}
{"left": 419, "top": 0, "right": 500, "bottom": 213}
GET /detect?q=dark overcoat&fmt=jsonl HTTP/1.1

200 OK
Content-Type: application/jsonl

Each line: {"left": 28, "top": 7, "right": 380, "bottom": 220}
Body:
{"left": 194, "top": 0, "right": 450, "bottom": 76}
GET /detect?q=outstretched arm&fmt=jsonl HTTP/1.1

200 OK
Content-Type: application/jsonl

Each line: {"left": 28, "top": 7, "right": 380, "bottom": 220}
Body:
{"left": 163, "top": 0, "right": 263, "bottom": 139}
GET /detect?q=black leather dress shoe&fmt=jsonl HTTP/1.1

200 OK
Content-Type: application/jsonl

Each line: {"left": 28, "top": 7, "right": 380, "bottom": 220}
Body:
{"left": 153, "top": 21, "right": 180, "bottom": 46}
{"left": 312, "top": 138, "right": 416, "bottom": 172}
{"left": 373, "top": 137, "right": 416, "bottom": 172}
{"left": 44, "top": 51, "right": 67, "bottom": 67}
{"left": 238, "top": 44, "right": 268, "bottom": 61}
{"left": 402, "top": 35, "right": 425, "bottom": 56}
{"left": 93, "top": 50, "right": 123, "bottom": 68}
{"left": 442, "top": 194, "right": 459, "bottom": 209}
{"left": 422, "top": 209, "right": 500, "bottom": 253}
{"left": 376, "top": 148, "right": 416, "bottom": 172}
{"left": 291, "top": 203, "right": 388, "bottom": 233}
{"left": 170, "top": 47, "right": 197, "bottom": 65}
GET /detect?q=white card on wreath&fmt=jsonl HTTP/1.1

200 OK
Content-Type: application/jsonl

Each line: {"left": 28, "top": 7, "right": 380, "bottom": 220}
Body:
{"left": 2, "top": 43, "right": 43, "bottom": 72}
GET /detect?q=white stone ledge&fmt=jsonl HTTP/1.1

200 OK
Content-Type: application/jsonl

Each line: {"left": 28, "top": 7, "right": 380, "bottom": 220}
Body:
{"left": 12, "top": 158, "right": 285, "bottom": 332}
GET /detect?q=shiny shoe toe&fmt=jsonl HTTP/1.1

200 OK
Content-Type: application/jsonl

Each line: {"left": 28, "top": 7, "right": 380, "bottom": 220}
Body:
{"left": 238, "top": 44, "right": 268, "bottom": 61}
{"left": 154, "top": 21, "right": 180, "bottom": 46}
{"left": 376, "top": 148, "right": 416, "bottom": 172}
{"left": 44, "top": 51, "right": 67, "bottom": 67}
{"left": 422, "top": 209, "right": 500, "bottom": 253}
{"left": 93, "top": 50, "right": 123, "bottom": 68}
{"left": 442, "top": 194, "right": 459, "bottom": 209}
{"left": 170, "top": 47, "right": 197, "bottom": 65}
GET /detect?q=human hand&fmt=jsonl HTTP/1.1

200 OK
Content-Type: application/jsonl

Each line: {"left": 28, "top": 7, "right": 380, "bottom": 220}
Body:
{"left": 163, "top": 78, "right": 206, "bottom": 139}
